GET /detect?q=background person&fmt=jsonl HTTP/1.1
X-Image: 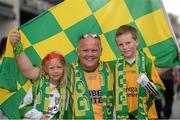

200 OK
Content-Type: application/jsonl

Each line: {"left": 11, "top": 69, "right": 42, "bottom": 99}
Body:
{"left": 156, "top": 68, "right": 175, "bottom": 119}
{"left": 174, "top": 66, "right": 180, "bottom": 99}
{"left": 0, "top": 37, "right": 8, "bottom": 119}
{"left": 0, "top": 37, "right": 7, "bottom": 70}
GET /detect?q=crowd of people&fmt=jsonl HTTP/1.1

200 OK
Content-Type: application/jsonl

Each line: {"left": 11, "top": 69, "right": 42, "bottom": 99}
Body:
{"left": 0, "top": 24, "right": 180, "bottom": 119}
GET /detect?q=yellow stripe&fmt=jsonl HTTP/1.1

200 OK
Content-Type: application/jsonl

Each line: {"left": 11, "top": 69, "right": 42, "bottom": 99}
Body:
{"left": 50, "top": 0, "right": 91, "bottom": 30}
{"left": 33, "top": 31, "right": 75, "bottom": 59}
{"left": 94, "top": 0, "right": 133, "bottom": 33}
{"left": 100, "top": 35, "right": 117, "bottom": 61}
{"left": 4, "top": 29, "right": 17, "bottom": 57}
{"left": 22, "top": 80, "right": 32, "bottom": 92}
{"left": 0, "top": 88, "right": 15, "bottom": 104}
{"left": 44, "top": 98, "right": 49, "bottom": 112}
{"left": 17, "top": 81, "right": 21, "bottom": 90}
{"left": 143, "top": 47, "right": 156, "bottom": 62}
{"left": 136, "top": 9, "right": 172, "bottom": 46}
{"left": 19, "top": 30, "right": 32, "bottom": 49}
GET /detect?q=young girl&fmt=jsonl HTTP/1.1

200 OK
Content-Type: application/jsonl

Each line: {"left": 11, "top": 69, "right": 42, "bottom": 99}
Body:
{"left": 10, "top": 30, "right": 69, "bottom": 119}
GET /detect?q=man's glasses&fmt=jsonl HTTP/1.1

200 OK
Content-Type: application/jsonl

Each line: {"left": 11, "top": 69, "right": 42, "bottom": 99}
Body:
{"left": 80, "top": 32, "right": 100, "bottom": 39}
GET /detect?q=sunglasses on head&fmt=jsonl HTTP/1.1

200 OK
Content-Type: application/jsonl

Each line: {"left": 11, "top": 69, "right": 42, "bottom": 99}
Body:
{"left": 80, "top": 32, "right": 100, "bottom": 39}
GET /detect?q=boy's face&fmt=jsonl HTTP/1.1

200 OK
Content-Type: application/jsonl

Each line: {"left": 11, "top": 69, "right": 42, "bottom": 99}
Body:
{"left": 116, "top": 33, "right": 139, "bottom": 59}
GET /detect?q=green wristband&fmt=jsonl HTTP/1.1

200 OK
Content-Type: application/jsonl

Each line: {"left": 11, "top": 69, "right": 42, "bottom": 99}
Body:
{"left": 13, "top": 42, "right": 23, "bottom": 57}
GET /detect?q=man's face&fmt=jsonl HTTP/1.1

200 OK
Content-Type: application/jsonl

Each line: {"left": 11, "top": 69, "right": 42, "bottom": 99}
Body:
{"left": 116, "top": 33, "right": 139, "bottom": 59}
{"left": 77, "top": 36, "right": 102, "bottom": 71}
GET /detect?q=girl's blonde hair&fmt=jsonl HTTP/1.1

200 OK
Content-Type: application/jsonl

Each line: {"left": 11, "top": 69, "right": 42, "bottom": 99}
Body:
{"left": 41, "top": 51, "right": 67, "bottom": 87}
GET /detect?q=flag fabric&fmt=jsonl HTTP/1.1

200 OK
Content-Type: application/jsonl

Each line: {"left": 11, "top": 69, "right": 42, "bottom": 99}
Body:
{"left": 0, "top": 32, "right": 32, "bottom": 118}
{"left": 0, "top": 0, "right": 179, "bottom": 118}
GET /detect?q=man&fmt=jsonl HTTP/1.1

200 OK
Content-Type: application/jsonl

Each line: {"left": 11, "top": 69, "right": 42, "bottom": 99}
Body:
{"left": 112, "top": 25, "right": 165, "bottom": 119}
{"left": 66, "top": 33, "right": 114, "bottom": 119}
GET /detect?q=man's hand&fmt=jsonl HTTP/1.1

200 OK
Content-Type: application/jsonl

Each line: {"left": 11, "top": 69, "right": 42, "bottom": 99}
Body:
{"left": 9, "top": 29, "right": 21, "bottom": 48}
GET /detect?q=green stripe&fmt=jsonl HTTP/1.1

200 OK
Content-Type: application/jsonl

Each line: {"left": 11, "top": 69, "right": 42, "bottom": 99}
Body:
{"left": 0, "top": 57, "right": 19, "bottom": 91}
{"left": 125, "top": 0, "right": 161, "bottom": 19}
{"left": 104, "top": 30, "right": 122, "bottom": 58}
{"left": 1, "top": 88, "right": 26, "bottom": 119}
{"left": 129, "top": 22, "right": 147, "bottom": 49}
{"left": 156, "top": 85, "right": 165, "bottom": 98}
{"left": 20, "top": 11, "right": 62, "bottom": 44}
{"left": 149, "top": 38, "right": 180, "bottom": 67}
{"left": 24, "top": 46, "right": 41, "bottom": 65}
{"left": 65, "top": 50, "right": 78, "bottom": 63}
{"left": 146, "top": 94, "right": 154, "bottom": 110}
{"left": 129, "top": 109, "right": 138, "bottom": 118}
{"left": 65, "top": 15, "right": 103, "bottom": 47}
{"left": 86, "top": 0, "right": 110, "bottom": 12}
{"left": 19, "top": 103, "right": 34, "bottom": 117}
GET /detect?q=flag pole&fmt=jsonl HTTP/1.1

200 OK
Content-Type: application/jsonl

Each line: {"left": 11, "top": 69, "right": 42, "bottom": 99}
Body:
{"left": 160, "top": 0, "right": 180, "bottom": 51}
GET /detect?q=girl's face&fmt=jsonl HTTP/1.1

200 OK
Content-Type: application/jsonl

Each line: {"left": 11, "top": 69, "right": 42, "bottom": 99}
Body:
{"left": 45, "top": 58, "right": 64, "bottom": 85}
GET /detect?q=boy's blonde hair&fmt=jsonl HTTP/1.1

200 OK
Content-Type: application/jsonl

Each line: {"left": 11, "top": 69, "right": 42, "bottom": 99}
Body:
{"left": 116, "top": 25, "right": 138, "bottom": 40}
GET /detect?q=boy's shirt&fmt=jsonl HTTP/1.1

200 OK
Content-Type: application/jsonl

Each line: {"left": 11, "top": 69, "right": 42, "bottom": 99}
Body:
{"left": 107, "top": 50, "right": 165, "bottom": 119}
{"left": 125, "top": 60, "right": 138, "bottom": 113}
{"left": 125, "top": 58, "right": 164, "bottom": 118}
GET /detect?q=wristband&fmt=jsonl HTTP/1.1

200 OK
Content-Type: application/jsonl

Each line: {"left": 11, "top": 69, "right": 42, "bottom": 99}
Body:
{"left": 13, "top": 42, "right": 23, "bottom": 57}
{"left": 145, "top": 81, "right": 159, "bottom": 99}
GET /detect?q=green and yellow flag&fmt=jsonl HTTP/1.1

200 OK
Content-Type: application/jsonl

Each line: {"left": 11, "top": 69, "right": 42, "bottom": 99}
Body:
{"left": 0, "top": 0, "right": 179, "bottom": 118}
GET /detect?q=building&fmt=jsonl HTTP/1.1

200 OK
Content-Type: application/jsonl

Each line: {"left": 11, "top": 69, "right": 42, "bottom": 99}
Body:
{"left": 0, "top": 0, "right": 62, "bottom": 38}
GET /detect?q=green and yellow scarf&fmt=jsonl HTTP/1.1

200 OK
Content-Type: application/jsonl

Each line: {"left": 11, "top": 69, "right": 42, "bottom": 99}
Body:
{"left": 115, "top": 50, "right": 148, "bottom": 119}
{"left": 20, "top": 75, "right": 67, "bottom": 119}
{"left": 71, "top": 61, "right": 113, "bottom": 119}
{"left": 36, "top": 76, "right": 67, "bottom": 119}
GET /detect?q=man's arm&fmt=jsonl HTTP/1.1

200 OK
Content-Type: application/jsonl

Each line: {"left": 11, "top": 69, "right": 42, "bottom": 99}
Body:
{"left": 9, "top": 29, "right": 40, "bottom": 80}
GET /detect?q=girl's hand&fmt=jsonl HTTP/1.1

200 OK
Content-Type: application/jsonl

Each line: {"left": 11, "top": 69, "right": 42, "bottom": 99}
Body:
{"left": 40, "top": 114, "right": 49, "bottom": 120}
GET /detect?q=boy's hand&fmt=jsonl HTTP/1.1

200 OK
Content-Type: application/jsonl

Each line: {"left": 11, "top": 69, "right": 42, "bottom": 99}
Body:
{"left": 137, "top": 73, "right": 149, "bottom": 86}
{"left": 137, "top": 73, "right": 159, "bottom": 99}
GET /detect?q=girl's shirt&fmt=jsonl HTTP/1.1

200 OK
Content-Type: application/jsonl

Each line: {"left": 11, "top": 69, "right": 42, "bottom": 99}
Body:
{"left": 19, "top": 82, "right": 60, "bottom": 119}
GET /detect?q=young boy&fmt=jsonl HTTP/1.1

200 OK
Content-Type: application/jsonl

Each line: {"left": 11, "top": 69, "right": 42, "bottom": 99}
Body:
{"left": 113, "top": 25, "right": 165, "bottom": 119}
